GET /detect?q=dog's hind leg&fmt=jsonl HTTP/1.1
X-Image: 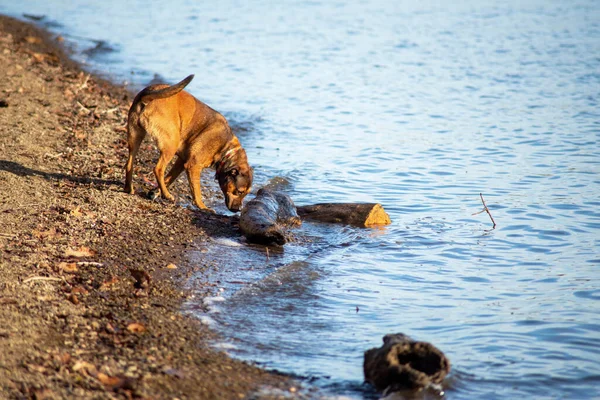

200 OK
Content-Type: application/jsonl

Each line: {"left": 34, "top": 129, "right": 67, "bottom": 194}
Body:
{"left": 154, "top": 145, "right": 177, "bottom": 202}
{"left": 163, "top": 155, "right": 186, "bottom": 187}
{"left": 124, "top": 124, "right": 146, "bottom": 194}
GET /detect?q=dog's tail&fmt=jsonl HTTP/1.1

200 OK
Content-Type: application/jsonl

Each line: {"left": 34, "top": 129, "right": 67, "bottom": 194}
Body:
{"left": 138, "top": 74, "right": 194, "bottom": 103}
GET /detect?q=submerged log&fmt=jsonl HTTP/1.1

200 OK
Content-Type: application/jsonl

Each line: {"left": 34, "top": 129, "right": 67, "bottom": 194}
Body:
{"left": 296, "top": 203, "right": 391, "bottom": 227}
{"left": 363, "top": 333, "right": 450, "bottom": 394}
{"left": 239, "top": 188, "right": 301, "bottom": 245}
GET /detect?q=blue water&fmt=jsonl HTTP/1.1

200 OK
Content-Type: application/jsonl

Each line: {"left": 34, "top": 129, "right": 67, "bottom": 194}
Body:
{"left": 3, "top": 1, "right": 600, "bottom": 398}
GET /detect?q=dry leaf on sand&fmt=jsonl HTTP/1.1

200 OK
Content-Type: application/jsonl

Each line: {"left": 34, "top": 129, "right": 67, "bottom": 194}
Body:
{"left": 72, "top": 360, "right": 97, "bottom": 375}
{"left": 66, "top": 293, "right": 79, "bottom": 305}
{"left": 25, "top": 36, "right": 41, "bottom": 44}
{"left": 58, "top": 262, "right": 78, "bottom": 273}
{"left": 97, "top": 373, "right": 134, "bottom": 390}
{"left": 97, "top": 373, "right": 122, "bottom": 387}
{"left": 64, "top": 246, "right": 96, "bottom": 258}
{"left": 126, "top": 322, "right": 146, "bottom": 333}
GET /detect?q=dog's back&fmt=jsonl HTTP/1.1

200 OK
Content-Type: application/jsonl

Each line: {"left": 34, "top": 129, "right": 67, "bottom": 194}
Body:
{"left": 129, "top": 76, "right": 231, "bottom": 146}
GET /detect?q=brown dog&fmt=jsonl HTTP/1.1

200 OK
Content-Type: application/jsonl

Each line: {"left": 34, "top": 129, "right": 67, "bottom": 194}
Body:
{"left": 124, "top": 75, "right": 253, "bottom": 212}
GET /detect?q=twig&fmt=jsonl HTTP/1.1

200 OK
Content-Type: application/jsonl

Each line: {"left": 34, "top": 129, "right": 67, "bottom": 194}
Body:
{"left": 472, "top": 193, "right": 496, "bottom": 229}
{"left": 43, "top": 152, "right": 65, "bottom": 159}
{"left": 99, "top": 106, "right": 120, "bottom": 114}
{"left": 22, "top": 276, "right": 65, "bottom": 284}
{"left": 75, "top": 73, "right": 90, "bottom": 93}
{"left": 77, "top": 262, "right": 104, "bottom": 267}
{"left": 76, "top": 101, "right": 91, "bottom": 113}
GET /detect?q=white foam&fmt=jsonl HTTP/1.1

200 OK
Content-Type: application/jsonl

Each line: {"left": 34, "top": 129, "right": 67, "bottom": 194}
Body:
{"left": 203, "top": 295, "right": 226, "bottom": 306}
{"left": 202, "top": 296, "right": 226, "bottom": 315}
{"left": 211, "top": 341, "right": 239, "bottom": 351}
{"left": 197, "top": 315, "right": 215, "bottom": 326}
{"left": 212, "top": 237, "right": 243, "bottom": 247}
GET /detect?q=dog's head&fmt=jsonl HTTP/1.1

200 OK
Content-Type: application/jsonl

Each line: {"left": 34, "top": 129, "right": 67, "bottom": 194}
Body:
{"left": 216, "top": 165, "right": 253, "bottom": 212}
{"left": 215, "top": 144, "right": 253, "bottom": 212}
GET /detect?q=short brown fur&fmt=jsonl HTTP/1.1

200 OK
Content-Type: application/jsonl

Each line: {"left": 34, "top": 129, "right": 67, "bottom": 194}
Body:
{"left": 124, "top": 75, "right": 253, "bottom": 212}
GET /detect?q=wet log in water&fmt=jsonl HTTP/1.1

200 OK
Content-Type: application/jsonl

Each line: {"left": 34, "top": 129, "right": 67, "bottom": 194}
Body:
{"left": 296, "top": 203, "right": 391, "bottom": 227}
{"left": 239, "top": 188, "right": 301, "bottom": 245}
{"left": 363, "top": 333, "right": 450, "bottom": 394}
{"left": 240, "top": 191, "right": 391, "bottom": 244}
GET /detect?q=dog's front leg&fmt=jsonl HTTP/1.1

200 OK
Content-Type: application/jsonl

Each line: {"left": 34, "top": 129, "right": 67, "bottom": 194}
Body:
{"left": 184, "top": 160, "right": 211, "bottom": 211}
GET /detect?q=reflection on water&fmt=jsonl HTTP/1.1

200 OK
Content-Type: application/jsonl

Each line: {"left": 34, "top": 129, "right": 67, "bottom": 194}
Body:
{"left": 2, "top": 0, "right": 599, "bottom": 398}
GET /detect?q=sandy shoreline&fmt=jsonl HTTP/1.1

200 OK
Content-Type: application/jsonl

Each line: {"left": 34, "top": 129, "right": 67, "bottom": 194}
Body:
{"left": 0, "top": 14, "right": 298, "bottom": 399}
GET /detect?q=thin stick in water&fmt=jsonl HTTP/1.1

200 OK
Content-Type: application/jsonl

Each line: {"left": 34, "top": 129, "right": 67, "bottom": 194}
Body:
{"left": 472, "top": 193, "right": 497, "bottom": 229}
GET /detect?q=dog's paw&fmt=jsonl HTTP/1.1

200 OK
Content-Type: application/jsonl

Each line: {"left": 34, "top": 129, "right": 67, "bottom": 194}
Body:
{"left": 147, "top": 189, "right": 175, "bottom": 203}
{"left": 194, "top": 202, "right": 215, "bottom": 213}
{"left": 124, "top": 185, "right": 135, "bottom": 195}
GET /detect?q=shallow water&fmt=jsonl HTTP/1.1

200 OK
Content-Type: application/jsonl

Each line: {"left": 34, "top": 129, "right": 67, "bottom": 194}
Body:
{"left": 3, "top": 1, "right": 600, "bottom": 398}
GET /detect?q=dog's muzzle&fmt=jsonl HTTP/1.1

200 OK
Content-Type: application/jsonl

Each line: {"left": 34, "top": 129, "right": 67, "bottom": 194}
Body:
{"left": 226, "top": 195, "right": 242, "bottom": 212}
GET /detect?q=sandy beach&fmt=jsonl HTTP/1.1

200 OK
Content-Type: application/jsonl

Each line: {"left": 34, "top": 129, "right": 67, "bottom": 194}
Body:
{"left": 0, "top": 14, "right": 295, "bottom": 400}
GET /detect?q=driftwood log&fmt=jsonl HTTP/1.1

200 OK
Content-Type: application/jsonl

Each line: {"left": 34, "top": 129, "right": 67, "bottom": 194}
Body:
{"left": 240, "top": 190, "right": 391, "bottom": 244}
{"left": 239, "top": 188, "right": 301, "bottom": 245}
{"left": 363, "top": 333, "right": 450, "bottom": 394}
{"left": 296, "top": 203, "right": 391, "bottom": 227}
